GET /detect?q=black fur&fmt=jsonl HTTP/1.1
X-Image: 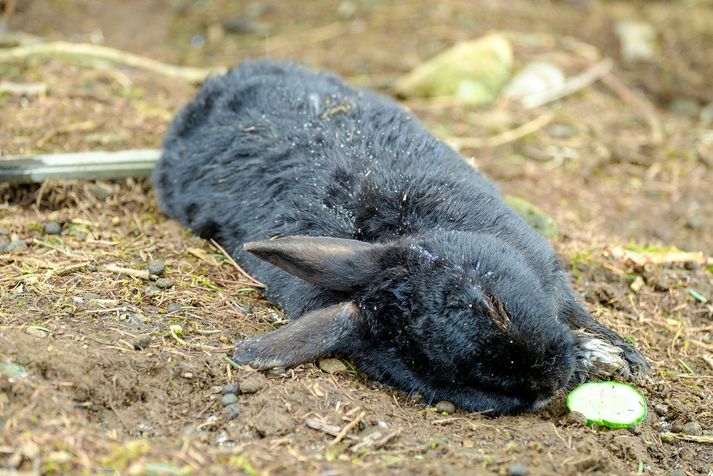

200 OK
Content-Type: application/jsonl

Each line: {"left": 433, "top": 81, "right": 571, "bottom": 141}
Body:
{"left": 154, "top": 60, "right": 648, "bottom": 415}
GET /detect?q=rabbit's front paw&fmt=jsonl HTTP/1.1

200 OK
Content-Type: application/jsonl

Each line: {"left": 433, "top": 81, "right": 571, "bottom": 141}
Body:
{"left": 572, "top": 330, "right": 649, "bottom": 381}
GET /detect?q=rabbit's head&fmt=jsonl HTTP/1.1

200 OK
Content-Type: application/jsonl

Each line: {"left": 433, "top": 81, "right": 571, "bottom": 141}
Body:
{"left": 233, "top": 232, "right": 576, "bottom": 414}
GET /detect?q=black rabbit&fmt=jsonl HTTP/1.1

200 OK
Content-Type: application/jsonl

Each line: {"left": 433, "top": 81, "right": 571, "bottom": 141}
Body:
{"left": 154, "top": 60, "right": 648, "bottom": 415}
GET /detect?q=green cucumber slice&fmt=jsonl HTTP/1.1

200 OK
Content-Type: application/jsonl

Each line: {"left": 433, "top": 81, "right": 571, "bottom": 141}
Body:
{"left": 566, "top": 382, "right": 647, "bottom": 428}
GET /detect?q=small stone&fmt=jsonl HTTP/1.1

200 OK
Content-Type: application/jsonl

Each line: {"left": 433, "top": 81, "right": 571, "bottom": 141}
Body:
{"left": 5, "top": 240, "right": 27, "bottom": 252}
{"left": 267, "top": 366, "right": 286, "bottom": 377}
{"left": 435, "top": 401, "right": 456, "bottom": 413}
{"left": 697, "top": 138, "right": 713, "bottom": 168}
{"left": 44, "top": 222, "right": 62, "bottom": 235}
{"left": 251, "top": 407, "right": 295, "bottom": 437}
{"left": 547, "top": 123, "right": 577, "bottom": 139}
{"left": 318, "top": 358, "right": 347, "bottom": 374}
{"left": 221, "top": 393, "right": 238, "bottom": 406}
{"left": 132, "top": 336, "right": 151, "bottom": 350}
{"left": 669, "top": 470, "right": 687, "bottom": 476}
{"left": 615, "top": 20, "right": 658, "bottom": 63}
{"left": 222, "top": 16, "right": 264, "bottom": 34}
{"left": 700, "top": 102, "right": 713, "bottom": 126}
{"left": 0, "top": 362, "right": 28, "bottom": 379}
{"left": 681, "top": 421, "right": 702, "bottom": 436}
{"left": 239, "top": 376, "right": 266, "bottom": 394}
{"left": 148, "top": 259, "right": 166, "bottom": 276}
{"left": 166, "top": 303, "right": 182, "bottom": 313}
{"left": 653, "top": 403, "right": 669, "bottom": 415}
{"left": 630, "top": 275, "right": 645, "bottom": 293}
{"left": 88, "top": 183, "right": 112, "bottom": 201}
{"left": 507, "top": 463, "right": 529, "bottom": 476}
{"left": 154, "top": 278, "right": 175, "bottom": 289}
{"left": 222, "top": 403, "right": 241, "bottom": 420}
{"left": 668, "top": 98, "right": 700, "bottom": 117}
{"left": 566, "top": 411, "right": 589, "bottom": 426}
{"left": 25, "top": 326, "right": 50, "bottom": 338}
{"left": 144, "top": 285, "right": 161, "bottom": 294}
{"left": 221, "top": 383, "right": 240, "bottom": 395}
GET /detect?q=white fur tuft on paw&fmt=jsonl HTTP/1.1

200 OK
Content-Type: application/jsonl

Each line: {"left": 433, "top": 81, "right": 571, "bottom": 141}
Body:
{"left": 573, "top": 330, "right": 629, "bottom": 379}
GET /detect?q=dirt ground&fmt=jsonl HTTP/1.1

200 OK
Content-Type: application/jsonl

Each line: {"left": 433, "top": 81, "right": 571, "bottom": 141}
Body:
{"left": 1, "top": 0, "right": 712, "bottom": 474}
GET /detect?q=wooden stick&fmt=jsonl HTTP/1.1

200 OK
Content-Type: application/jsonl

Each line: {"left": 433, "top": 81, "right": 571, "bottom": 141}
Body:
{"left": 522, "top": 58, "right": 614, "bottom": 109}
{"left": 329, "top": 411, "right": 366, "bottom": 446}
{"left": 600, "top": 72, "right": 663, "bottom": 145}
{"left": 0, "top": 41, "right": 223, "bottom": 83}
{"left": 210, "top": 239, "right": 265, "bottom": 288}
{"left": 104, "top": 264, "right": 150, "bottom": 280}
{"left": 448, "top": 112, "right": 553, "bottom": 150}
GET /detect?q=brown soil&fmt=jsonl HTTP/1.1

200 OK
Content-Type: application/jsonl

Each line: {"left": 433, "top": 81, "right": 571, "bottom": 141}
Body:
{"left": 1, "top": 1, "right": 712, "bottom": 474}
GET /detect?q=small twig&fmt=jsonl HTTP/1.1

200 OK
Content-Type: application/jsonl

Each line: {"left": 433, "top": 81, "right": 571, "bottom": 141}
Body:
{"left": 661, "top": 432, "right": 713, "bottom": 444}
{"left": 329, "top": 411, "right": 366, "bottom": 446}
{"left": 265, "top": 23, "right": 344, "bottom": 54}
{"left": 221, "top": 354, "right": 242, "bottom": 371}
{"left": 522, "top": 58, "right": 614, "bottom": 109}
{"left": 45, "top": 262, "right": 93, "bottom": 277}
{"left": 210, "top": 239, "right": 265, "bottom": 288}
{"left": 305, "top": 417, "right": 349, "bottom": 438}
{"left": 448, "top": 112, "right": 553, "bottom": 150}
{"left": 349, "top": 429, "right": 400, "bottom": 452}
{"left": 37, "top": 120, "right": 98, "bottom": 148}
{"left": 104, "top": 264, "right": 150, "bottom": 280}
{"left": 600, "top": 72, "right": 663, "bottom": 145}
{"left": 0, "top": 41, "right": 223, "bottom": 84}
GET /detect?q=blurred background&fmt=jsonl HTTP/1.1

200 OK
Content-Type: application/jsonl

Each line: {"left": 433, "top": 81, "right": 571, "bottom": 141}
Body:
{"left": 2, "top": 0, "right": 712, "bottom": 252}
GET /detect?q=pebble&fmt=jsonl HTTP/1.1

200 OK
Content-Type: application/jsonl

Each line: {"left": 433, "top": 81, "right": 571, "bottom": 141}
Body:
{"left": 267, "top": 366, "right": 286, "bottom": 377}
{"left": 132, "top": 336, "right": 151, "bottom": 350}
{"left": 629, "top": 275, "right": 645, "bottom": 292}
{"left": 668, "top": 98, "right": 700, "bottom": 117}
{"left": 681, "top": 421, "right": 702, "bottom": 436}
{"left": 653, "top": 403, "right": 669, "bottom": 415}
{"left": 1, "top": 240, "right": 27, "bottom": 253}
{"left": 566, "top": 411, "right": 589, "bottom": 426}
{"left": 435, "top": 401, "right": 456, "bottom": 413}
{"left": 221, "top": 393, "right": 238, "bottom": 406}
{"left": 222, "top": 403, "right": 241, "bottom": 420}
{"left": 166, "top": 303, "right": 182, "bottom": 313}
{"left": 25, "top": 327, "right": 49, "bottom": 338}
{"left": 43, "top": 222, "right": 62, "bottom": 235}
{"left": 148, "top": 259, "right": 166, "bottom": 276}
{"left": 251, "top": 407, "right": 295, "bottom": 437}
{"left": 154, "top": 278, "right": 175, "bottom": 289}
{"left": 239, "top": 376, "right": 266, "bottom": 394}
{"left": 669, "top": 471, "right": 687, "bottom": 476}
{"left": 507, "top": 463, "right": 529, "bottom": 476}
{"left": 318, "top": 358, "right": 347, "bottom": 374}
{"left": 144, "top": 285, "right": 161, "bottom": 294}
{"left": 221, "top": 383, "right": 240, "bottom": 395}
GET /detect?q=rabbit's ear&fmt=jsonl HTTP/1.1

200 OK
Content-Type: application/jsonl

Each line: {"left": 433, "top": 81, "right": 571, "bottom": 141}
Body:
{"left": 244, "top": 236, "right": 383, "bottom": 291}
{"left": 232, "top": 301, "right": 361, "bottom": 369}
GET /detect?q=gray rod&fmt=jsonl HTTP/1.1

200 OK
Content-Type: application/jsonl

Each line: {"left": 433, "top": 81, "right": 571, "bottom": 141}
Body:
{"left": 0, "top": 149, "right": 162, "bottom": 183}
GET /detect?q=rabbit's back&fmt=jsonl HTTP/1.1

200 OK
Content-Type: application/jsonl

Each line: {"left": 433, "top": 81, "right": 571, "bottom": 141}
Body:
{"left": 155, "top": 61, "right": 552, "bottom": 308}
